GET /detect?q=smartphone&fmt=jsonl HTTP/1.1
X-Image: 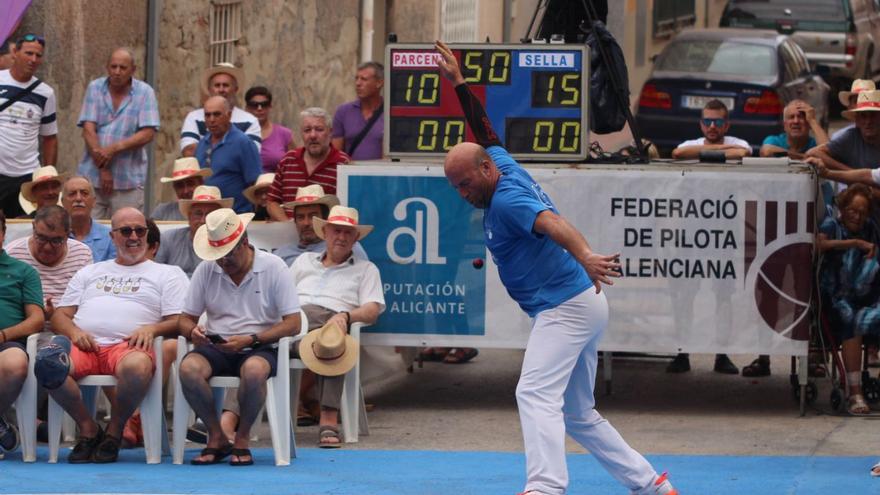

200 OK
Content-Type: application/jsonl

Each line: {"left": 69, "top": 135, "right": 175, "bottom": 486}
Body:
{"left": 207, "top": 334, "right": 227, "bottom": 344}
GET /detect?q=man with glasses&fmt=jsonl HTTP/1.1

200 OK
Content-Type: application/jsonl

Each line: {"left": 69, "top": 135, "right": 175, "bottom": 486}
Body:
{"left": 670, "top": 99, "right": 751, "bottom": 160}
{"left": 155, "top": 185, "right": 231, "bottom": 278}
{"left": 266, "top": 107, "right": 350, "bottom": 221}
{"left": 180, "top": 63, "right": 261, "bottom": 158}
{"left": 0, "top": 34, "right": 58, "bottom": 218}
{"left": 195, "top": 96, "right": 261, "bottom": 214}
{"left": 331, "top": 62, "right": 384, "bottom": 161}
{"left": 62, "top": 176, "right": 116, "bottom": 262}
{"left": 76, "top": 48, "right": 159, "bottom": 219}
{"left": 41, "top": 207, "right": 188, "bottom": 463}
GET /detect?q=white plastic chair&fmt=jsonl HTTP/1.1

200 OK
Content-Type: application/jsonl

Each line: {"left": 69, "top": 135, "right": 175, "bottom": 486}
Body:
{"left": 47, "top": 336, "right": 167, "bottom": 464}
{"left": 12, "top": 334, "right": 39, "bottom": 462}
{"left": 290, "top": 321, "right": 370, "bottom": 449}
{"left": 171, "top": 325, "right": 303, "bottom": 466}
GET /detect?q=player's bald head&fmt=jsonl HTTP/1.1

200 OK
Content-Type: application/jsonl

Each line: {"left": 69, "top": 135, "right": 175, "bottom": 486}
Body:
{"left": 444, "top": 142, "right": 488, "bottom": 175}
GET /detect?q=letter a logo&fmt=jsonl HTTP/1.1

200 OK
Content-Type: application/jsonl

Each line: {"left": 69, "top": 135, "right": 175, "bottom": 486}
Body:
{"left": 386, "top": 197, "right": 446, "bottom": 265}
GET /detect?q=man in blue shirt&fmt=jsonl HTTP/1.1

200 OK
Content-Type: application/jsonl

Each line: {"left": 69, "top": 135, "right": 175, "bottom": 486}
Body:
{"left": 195, "top": 96, "right": 261, "bottom": 213}
{"left": 62, "top": 177, "right": 116, "bottom": 262}
{"left": 435, "top": 41, "right": 678, "bottom": 495}
{"left": 759, "top": 100, "right": 827, "bottom": 159}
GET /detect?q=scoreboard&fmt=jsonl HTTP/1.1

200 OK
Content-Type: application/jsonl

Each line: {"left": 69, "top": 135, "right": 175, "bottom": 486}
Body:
{"left": 384, "top": 43, "right": 590, "bottom": 161}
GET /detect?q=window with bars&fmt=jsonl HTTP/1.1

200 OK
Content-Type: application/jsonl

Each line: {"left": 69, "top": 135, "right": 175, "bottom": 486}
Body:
{"left": 210, "top": 0, "right": 242, "bottom": 65}
{"left": 441, "top": 0, "right": 479, "bottom": 42}
{"left": 653, "top": 0, "right": 696, "bottom": 38}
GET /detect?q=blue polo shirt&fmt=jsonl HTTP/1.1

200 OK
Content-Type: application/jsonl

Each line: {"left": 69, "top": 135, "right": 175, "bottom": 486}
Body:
{"left": 196, "top": 125, "right": 261, "bottom": 213}
{"left": 484, "top": 146, "right": 591, "bottom": 317}
{"left": 70, "top": 220, "right": 116, "bottom": 262}
{"left": 762, "top": 133, "right": 816, "bottom": 152}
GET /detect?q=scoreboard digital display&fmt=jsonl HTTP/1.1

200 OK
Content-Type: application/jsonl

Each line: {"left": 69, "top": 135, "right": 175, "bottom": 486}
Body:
{"left": 384, "top": 43, "right": 589, "bottom": 161}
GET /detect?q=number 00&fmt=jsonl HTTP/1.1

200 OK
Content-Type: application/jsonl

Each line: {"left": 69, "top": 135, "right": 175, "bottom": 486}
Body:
{"left": 530, "top": 120, "right": 581, "bottom": 153}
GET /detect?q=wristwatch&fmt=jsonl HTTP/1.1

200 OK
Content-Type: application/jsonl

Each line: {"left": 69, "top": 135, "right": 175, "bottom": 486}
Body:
{"left": 250, "top": 334, "right": 261, "bottom": 347}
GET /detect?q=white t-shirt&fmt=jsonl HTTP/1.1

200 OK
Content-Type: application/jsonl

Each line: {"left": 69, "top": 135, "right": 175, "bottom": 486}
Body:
{"left": 59, "top": 259, "right": 189, "bottom": 345}
{"left": 183, "top": 248, "right": 300, "bottom": 338}
{"left": 290, "top": 252, "right": 386, "bottom": 314}
{"left": 0, "top": 70, "right": 58, "bottom": 176}
{"left": 871, "top": 168, "right": 880, "bottom": 185}
{"left": 676, "top": 136, "right": 752, "bottom": 153}
{"left": 179, "top": 106, "right": 261, "bottom": 152}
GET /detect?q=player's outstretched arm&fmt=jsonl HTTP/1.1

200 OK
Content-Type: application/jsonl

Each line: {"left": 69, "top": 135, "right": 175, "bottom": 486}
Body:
{"left": 533, "top": 210, "right": 621, "bottom": 293}
{"left": 435, "top": 40, "right": 503, "bottom": 148}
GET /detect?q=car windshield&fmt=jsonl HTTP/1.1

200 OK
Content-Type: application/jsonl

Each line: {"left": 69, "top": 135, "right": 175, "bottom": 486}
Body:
{"left": 724, "top": 0, "right": 847, "bottom": 23}
{"left": 657, "top": 40, "right": 777, "bottom": 77}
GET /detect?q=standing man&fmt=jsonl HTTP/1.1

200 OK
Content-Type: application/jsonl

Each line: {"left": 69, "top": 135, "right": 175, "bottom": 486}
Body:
{"left": 155, "top": 185, "right": 231, "bottom": 278}
{"left": 435, "top": 41, "right": 678, "bottom": 495}
{"left": 77, "top": 48, "right": 159, "bottom": 218}
{"left": 62, "top": 177, "right": 116, "bottom": 262}
{"left": 266, "top": 108, "right": 350, "bottom": 221}
{"left": 151, "top": 157, "right": 212, "bottom": 221}
{"left": 0, "top": 34, "right": 58, "bottom": 218}
{"left": 808, "top": 90, "right": 880, "bottom": 170}
{"left": 331, "top": 62, "right": 384, "bottom": 161}
{"left": 0, "top": 40, "right": 14, "bottom": 70}
{"left": 177, "top": 208, "right": 300, "bottom": 465}
{"left": 670, "top": 100, "right": 751, "bottom": 160}
{"left": 195, "top": 96, "right": 261, "bottom": 213}
{"left": 180, "top": 63, "right": 260, "bottom": 157}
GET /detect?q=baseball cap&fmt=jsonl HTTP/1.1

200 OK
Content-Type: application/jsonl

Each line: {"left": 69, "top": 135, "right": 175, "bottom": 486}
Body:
{"left": 35, "top": 335, "right": 72, "bottom": 390}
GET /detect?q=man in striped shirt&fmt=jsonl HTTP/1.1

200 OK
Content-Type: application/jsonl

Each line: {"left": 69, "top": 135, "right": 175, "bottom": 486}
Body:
{"left": 266, "top": 108, "right": 350, "bottom": 221}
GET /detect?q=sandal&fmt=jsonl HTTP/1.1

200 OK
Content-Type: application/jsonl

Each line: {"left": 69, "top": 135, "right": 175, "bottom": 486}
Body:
{"left": 190, "top": 443, "right": 234, "bottom": 465}
{"left": 848, "top": 394, "right": 871, "bottom": 416}
{"left": 318, "top": 425, "right": 342, "bottom": 449}
{"left": 417, "top": 347, "right": 447, "bottom": 362}
{"left": 872, "top": 461, "right": 880, "bottom": 477}
{"left": 443, "top": 348, "right": 479, "bottom": 364}
{"left": 229, "top": 447, "right": 253, "bottom": 466}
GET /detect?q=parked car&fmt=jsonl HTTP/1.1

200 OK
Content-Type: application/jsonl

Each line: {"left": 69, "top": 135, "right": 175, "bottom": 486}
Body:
{"left": 720, "top": 0, "right": 880, "bottom": 89}
{"left": 635, "top": 28, "right": 830, "bottom": 156}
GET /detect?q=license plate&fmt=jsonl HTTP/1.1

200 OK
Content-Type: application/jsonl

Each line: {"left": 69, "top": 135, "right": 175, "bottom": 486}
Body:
{"left": 682, "top": 95, "right": 735, "bottom": 111}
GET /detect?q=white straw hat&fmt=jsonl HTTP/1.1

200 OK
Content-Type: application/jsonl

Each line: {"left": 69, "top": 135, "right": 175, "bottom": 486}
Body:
{"left": 178, "top": 185, "right": 233, "bottom": 218}
{"left": 312, "top": 205, "right": 373, "bottom": 240}
{"left": 159, "top": 157, "right": 212, "bottom": 183}
{"left": 192, "top": 208, "right": 255, "bottom": 261}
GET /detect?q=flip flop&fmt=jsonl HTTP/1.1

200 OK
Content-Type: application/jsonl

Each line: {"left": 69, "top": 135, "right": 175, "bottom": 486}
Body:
{"left": 229, "top": 447, "right": 254, "bottom": 466}
{"left": 318, "top": 425, "right": 342, "bottom": 449}
{"left": 443, "top": 348, "right": 479, "bottom": 364}
{"left": 190, "top": 443, "right": 233, "bottom": 465}
{"left": 872, "top": 461, "right": 880, "bottom": 477}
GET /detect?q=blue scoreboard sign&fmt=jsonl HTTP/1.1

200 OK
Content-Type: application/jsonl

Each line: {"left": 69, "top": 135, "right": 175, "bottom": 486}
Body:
{"left": 384, "top": 43, "right": 590, "bottom": 161}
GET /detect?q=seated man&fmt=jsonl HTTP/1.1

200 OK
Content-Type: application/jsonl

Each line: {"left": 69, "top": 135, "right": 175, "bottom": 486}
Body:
{"left": 242, "top": 173, "right": 273, "bottom": 221}
{"left": 671, "top": 99, "right": 751, "bottom": 160}
{"left": 41, "top": 207, "right": 188, "bottom": 463}
{"left": 177, "top": 208, "right": 300, "bottom": 465}
{"left": 155, "top": 185, "right": 231, "bottom": 277}
{"left": 19, "top": 165, "right": 65, "bottom": 217}
{"left": 62, "top": 176, "right": 116, "bottom": 262}
{"left": 0, "top": 211, "right": 45, "bottom": 458}
{"left": 151, "top": 157, "right": 212, "bottom": 221}
{"left": 759, "top": 100, "right": 828, "bottom": 159}
{"left": 290, "top": 205, "right": 384, "bottom": 447}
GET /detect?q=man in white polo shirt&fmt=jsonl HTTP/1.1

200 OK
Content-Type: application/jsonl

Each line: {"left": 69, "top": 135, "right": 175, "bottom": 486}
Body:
{"left": 177, "top": 208, "right": 300, "bottom": 466}
{"left": 289, "top": 205, "right": 384, "bottom": 447}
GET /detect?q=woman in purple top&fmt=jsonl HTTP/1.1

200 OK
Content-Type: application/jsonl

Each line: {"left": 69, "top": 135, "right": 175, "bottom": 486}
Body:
{"left": 245, "top": 86, "right": 294, "bottom": 173}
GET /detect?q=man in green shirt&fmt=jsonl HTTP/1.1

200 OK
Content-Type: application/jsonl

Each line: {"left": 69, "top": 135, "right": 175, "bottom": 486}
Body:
{"left": 0, "top": 210, "right": 45, "bottom": 457}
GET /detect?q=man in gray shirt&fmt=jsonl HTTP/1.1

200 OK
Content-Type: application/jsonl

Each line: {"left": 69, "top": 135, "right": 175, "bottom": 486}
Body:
{"left": 155, "top": 185, "right": 231, "bottom": 277}
{"left": 151, "top": 157, "right": 211, "bottom": 221}
{"left": 808, "top": 90, "right": 880, "bottom": 170}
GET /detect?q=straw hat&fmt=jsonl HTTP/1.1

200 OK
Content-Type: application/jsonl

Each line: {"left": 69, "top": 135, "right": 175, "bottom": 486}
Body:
{"left": 281, "top": 184, "right": 340, "bottom": 210}
{"left": 842, "top": 90, "right": 880, "bottom": 120}
{"left": 159, "top": 157, "right": 212, "bottom": 183}
{"left": 299, "top": 321, "right": 359, "bottom": 376}
{"left": 201, "top": 63, "right": 244, "bottom": 97}
{"left": 312, "top": 205, "right": 373, "bottom": 240}
{"left": 838, "top": 79, "right": 876, "bottom": 107}
{"left": 193, "top": 208, "right": 255, "bottom": 261}
{"left": 20, "top": 166, "right": 65, "bottom": 203}
{"left": 178, "top": 185, "right": 233, "bottom": 218}
{"left": 242, "top": 173, "right": 275, "bottom": 206}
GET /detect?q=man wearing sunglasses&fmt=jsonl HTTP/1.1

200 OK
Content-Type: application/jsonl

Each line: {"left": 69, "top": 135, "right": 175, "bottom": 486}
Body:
{"left": 671, "top": 99, "right": 751, "bottom": 160}
{"left": 0, "top": 34, "right": 58, "bottom": 219}
{"left": 42, "top": 207, "right": 188, "bottom": 463}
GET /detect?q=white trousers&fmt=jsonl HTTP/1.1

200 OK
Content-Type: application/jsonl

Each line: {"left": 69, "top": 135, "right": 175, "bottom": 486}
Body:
{"left": 517, "top": 287, "right": 657, "bottom": 495}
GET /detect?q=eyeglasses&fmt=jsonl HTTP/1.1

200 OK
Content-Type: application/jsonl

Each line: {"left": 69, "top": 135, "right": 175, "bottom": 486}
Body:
{"left": 112, "top": 226, "right": 148, "bottom": 238}
{"left": 18, "top": 34, "right": 45, "bottom": 46}
{"left": 246, "top": 100, "right": 270, "bottom": 109}
{"left": 701, "top": 118, "right": 726, "bottom": 128}
{"left": 34, "top": 233, "right": 65, "bottom": 246}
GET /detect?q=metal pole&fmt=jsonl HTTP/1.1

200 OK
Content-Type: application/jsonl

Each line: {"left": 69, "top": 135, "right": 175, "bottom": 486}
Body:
{"left": 144, "top": 0, "right": 161, "bottom": 213}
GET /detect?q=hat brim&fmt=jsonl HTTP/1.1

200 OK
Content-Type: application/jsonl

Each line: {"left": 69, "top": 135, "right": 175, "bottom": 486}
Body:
{"left": 282, "top": 194, "right": 340, "bottom": 211}
{"left": 839, "top": 91, "right": 856, "bottom": 107}
{"left": 312, "top": 216, "right": 373, "bottom": 240}
{"left": 21, "top": 175, "right": 66, "bottom": 203}
{"left": 298, "top": 325, "right": 359, "bottom": 377}
{"left": 159, "top": 168, "right": 212, "bottom": 183}
{"left": 178, "top": 197, "right": 234, "bottom": 218}
{"left": 842, "top": 106, "right": 880, "bottom": 120}
{"left": 243, "top": 183, "right": 273, "bottom": 206}
{"left": 201, "top": 66, "right": 244, "bottom": 97}
{"left": 192, "top": 212, "right": 255, "bottom": 260}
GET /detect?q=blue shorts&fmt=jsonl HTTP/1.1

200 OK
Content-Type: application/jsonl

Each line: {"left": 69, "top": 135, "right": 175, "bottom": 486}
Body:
{"left": 187, "top": 345, "right": 278, "bottom": 378}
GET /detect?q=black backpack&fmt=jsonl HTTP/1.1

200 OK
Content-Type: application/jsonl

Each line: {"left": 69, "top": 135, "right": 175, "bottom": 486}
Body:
{"left": 585, "top": 21, "right": 629, "bottom": 134}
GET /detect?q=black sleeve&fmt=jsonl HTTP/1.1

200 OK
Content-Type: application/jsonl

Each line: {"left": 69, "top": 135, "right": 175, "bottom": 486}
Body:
{"left": 454, "top": 83, "right": 503, "bottom": 148}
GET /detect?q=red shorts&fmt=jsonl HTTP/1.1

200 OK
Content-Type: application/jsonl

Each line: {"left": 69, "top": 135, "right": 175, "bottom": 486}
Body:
{"left": 70, "top": 342, "right": 156, "bottom": 380}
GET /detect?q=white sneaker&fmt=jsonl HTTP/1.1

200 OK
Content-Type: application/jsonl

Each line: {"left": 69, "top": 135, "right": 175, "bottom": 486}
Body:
{"left": 633, "top": 472, "right": 679, "bottom": 495}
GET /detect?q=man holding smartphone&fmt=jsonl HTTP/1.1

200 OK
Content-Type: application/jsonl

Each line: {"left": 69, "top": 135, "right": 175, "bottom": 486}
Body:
{"left": 759, "top": 100, "right": 828, "bottom": 159}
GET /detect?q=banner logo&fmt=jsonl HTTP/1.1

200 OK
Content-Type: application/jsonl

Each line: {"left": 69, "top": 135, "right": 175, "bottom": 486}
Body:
{"left": 387, "top": 197, "right": 446, "bottom": 265}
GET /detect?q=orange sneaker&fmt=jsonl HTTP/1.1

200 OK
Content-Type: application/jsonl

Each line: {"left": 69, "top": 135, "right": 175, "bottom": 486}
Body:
{"left": 633, "top": 472, "right": 678, "bottom": 495}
